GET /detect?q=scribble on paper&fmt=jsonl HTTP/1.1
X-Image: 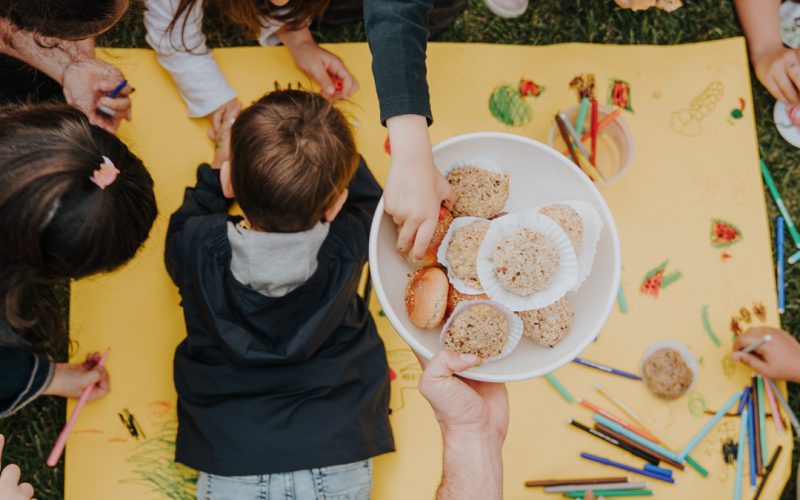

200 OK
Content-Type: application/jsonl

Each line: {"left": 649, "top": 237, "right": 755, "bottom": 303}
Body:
{"left": 608, "top": 79, "right": 633, "bottom": 112}
{"left": 569, "top": 74, "right": 595, "bottom": 101}
{"left": 701, "top": 305, "right": 721, "bottom": 347}
{"left": 387, "top": 349, "right": 422, "bottom": 413}
{"left": 488, "top": 78, "right": 544, "bottom": 127}
{"left": 688, "top": 391, "right": 708, "bottom": 416}
{"left": 640, "top": 261, "right": 682, "bottom": 298}
{"left": 118, "top": 408, "right": 146, "bottom": 440}
{"left": 669, "top": 80, "right": 724, "bottom": 137}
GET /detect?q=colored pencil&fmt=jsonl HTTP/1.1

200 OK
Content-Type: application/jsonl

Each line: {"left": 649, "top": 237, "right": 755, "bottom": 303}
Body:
{"left": 678, "top": 389, "right": 743, "bottom": 460}
{"left": 741, "top": 335, "right": 772, "bottom": 354}
{"left": 590, "top": 99, "right": 599, "bottom": 165}
{"left": 47, "top": 349, "right": 110, "bottom": 467}
{"left": 789, "top": 249, "right": 800, "bottom": 265}
{"left": 747, "top": 390, "right": 757, "bottom": 488}
{"left": 564, "top": 490, "right": 652, "bottom": 498}
{"left": 568, "top": 419, "right": 659, "bottom": 465}
{"left": 573, "top": 358, "right": 642, "bottom": 381}
{"left": 766, "top": 378, "right": 800, "bottom": 434}
{"left": 579, "top": 399, "right": 659, "bottom": 443}
{"left": 736, "top": 387, "right": 752, "bottom": 415}
{"left": 556, "top": 113, "right": 581, "bottom": 166}
{"left": 563, "top": 109, "right": 623, "bottom": 156}
{"left": 595, "top": 424, "right": 685, "bottom": 470}
{"left": 545, "top": 483, "right": 648, "bottom": 493}
{"left": 778, "top": 216, "right": 786, "bottom": 313}
{"left": 526, "top": 478, "right": 630, "bottom": 488}
{"left": 546, "top": 373, "right": 574, "bottom": 403}
{"left": 751, "top": 378, "right": 764, "bottom": 475}
{"left": 760, "top": 160, "right": 800, "bottom": 248}
{"left": 574, "top": 149, "right": 605, "bottom": 181}
{"left": 593, "top": 415, "right": 681, "bottom": 463}
{"left": 642, "top": 464, "right": 672, "bottom": 478}
{"left": 757, "top": 376, "right": 768, "bottom": 465}
{"left": 763, "top": 377, "right": 785, "bottom": 435}
{"left": 734, "top": 408, "right": 749, "bottom": 500}
{"left": 684, "top": 455, "right": 708, "bottom": 477}
{"left": 754, "top": 445, "right": 783, "bottom": 500}
{"left": 617, "top": 285, "right": 628, "bottom": 313}
{"left": 580, "top": 453, "right": 675, "bottom": 484}
{"left": 594, "top": 384, "right": 654, "bottom": 439}
{"left": 559, "top": 112, "right": 592, "bottom": 159}
{"left": 97, "top": 80, "right": 128, "bottom": 117}
{"left": 576, "top": 97, "right": 591, "bottom": 135}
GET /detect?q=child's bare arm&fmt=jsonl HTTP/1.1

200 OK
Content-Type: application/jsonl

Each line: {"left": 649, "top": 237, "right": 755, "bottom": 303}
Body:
{"left": 733, "top": 326, "right": 800, "bottom": 382}
{"left": 735, "top": 0, "right": 800, "bottom": 103}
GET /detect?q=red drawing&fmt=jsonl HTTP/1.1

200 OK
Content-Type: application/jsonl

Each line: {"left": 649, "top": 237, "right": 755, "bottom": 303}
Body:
{"left": 640, "top": 261, "right": 682, "bottom": 298}
{"left": 384, "top": 136, "right": 391, "bottom": 155}
{"left": 721, "top": 251, "right": 732, "bottom": 261}
{"left": 389, "top": 367, "right": 397, "bottom": 381}
{"left": 711, "top": 219, "right": 742, "bottom": 248}
{"left": 730, "top": 318, "right": 742, "bottom": 336}
{"left": 519, "top": 78, "right": 543, "bottom": 97}
{"left": 608, "top": 79, "right": 633, "bottom": 111}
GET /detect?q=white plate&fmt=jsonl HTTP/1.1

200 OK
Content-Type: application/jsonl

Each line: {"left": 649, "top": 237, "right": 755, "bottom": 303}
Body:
{"left": 368, "top": 132, "right": 622, "bottom": 382}
{"left": 774, "top": 101, "right": 800, "bottom": 148}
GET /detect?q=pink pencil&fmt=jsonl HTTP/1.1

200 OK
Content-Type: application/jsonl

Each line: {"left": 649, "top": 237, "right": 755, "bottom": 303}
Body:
{"left": 46, "top": 349, "right": 110, "bottom": 467}
{"left": 763, "top": 377, "right": 785, "bottom": 435}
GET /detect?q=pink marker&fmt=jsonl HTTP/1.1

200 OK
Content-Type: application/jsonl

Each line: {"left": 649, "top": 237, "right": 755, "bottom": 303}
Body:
{"left": 763, "top": 377, "right": 785, "bottom": 435}
{"left": 46, "top": 349, "right": 110, "bottom": 467}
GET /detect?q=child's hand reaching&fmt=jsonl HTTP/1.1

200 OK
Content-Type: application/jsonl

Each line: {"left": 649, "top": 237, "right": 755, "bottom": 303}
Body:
{"left": 281, "top": 28, "right": 359, "bottom": 100}
{"left": 754, "top": 46, "right": 800, "bottom": 104}
{"left": 211, "top": 111, "right": 233, "bottom": 170}
{"left": 733, "top": 326, "right": 800, "bottom": 382}
{"left": 42, "top": 352, "right": 110, "bottom": 400}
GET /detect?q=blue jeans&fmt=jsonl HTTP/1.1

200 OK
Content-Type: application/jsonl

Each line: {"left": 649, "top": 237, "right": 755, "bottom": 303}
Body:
{"left": 196, "top": 460, "right": 373, "bottom": 500}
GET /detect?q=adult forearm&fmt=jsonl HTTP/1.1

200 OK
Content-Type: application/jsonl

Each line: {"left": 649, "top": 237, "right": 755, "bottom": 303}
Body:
{"left": 437, "top": 428, "right": 503, "bottom": 500}
{"left": 0, "top": 21, "right": 93, "bottom": 84}
{"left": 734, "top": 0, "right": 782, "bottom": 61}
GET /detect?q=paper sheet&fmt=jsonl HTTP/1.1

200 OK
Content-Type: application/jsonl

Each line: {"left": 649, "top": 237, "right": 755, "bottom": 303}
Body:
{"left": 66, "top": 39, "right": 791, "bottom": 499}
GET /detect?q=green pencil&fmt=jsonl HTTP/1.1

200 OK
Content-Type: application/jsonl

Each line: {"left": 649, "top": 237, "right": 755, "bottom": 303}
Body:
{"left": 761, "top": 160, "right": 800, "bottom": 248}
{"left": 685, "top": 455, "right": 708, "bottom": 477}
{"left": 545, "top": 373, "right": 574, "bottom": 403}
{"left": 564, "top": 490, "right": 653, "bottom": 498}
{"left": 575, "top": 97, "right": 591, "bottom": 135}
{"left": 758, "top": 376, "right": 767, "bottom": 465}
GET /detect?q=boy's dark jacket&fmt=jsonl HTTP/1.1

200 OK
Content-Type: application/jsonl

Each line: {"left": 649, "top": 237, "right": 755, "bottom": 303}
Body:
{"left": 164, "top": 160, "right": 394, "bottom": 476}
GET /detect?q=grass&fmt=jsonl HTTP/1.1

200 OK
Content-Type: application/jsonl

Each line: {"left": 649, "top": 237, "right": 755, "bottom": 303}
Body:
{"left": 3, "top": 0, "right": 800, "bottom": 498}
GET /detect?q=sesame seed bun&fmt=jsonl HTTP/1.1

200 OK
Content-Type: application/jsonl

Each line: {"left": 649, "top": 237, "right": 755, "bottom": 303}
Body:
{"left": 404, "top": 267, "right": 449, "bottom": 329}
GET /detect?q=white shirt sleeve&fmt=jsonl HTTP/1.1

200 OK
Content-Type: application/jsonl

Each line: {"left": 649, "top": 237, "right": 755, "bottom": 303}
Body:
{"left": 144, "top": 0, "right": 237, "bottom": 118}
{"left": 256, "top": 18, "right": 284, "bottom": 47}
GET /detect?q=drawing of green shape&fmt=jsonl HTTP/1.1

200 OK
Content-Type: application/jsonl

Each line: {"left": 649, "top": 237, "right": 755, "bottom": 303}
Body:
{"left": 489, "top": 84, "right": 532, "bottom": 127}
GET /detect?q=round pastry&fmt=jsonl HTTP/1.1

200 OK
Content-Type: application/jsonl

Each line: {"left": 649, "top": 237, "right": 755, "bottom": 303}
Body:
{"left": 406, "top": 207, "right": 454, "bottom": 268}
{"left": 404, "top": 267, "right": 449, "bottom": 329}
{"left": 443, "top": 303, "right": 508, "bottom": 359}
{"left": 492, "top": 228, "right": 560, "bottom": 295}
{"left": 518, "top": 297, "right": 574, "bottom": 347}
{"left": 447, "top": 166, "right": 509, "bottom": 218}
{"left": 446, "top": 219, "right": 490, "bottom": 290}
{"left": 540, "top": 204, "right": 584, "bottom": 251}
{"left": 445, "top": 286, "right": 489, "bottom": 320}
{"left": 641, "top": 347, "right": 695, "bottom": 400}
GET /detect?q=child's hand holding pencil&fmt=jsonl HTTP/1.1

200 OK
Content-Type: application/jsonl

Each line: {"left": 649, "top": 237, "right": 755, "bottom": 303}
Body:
{"left": 733, "top": 327, "right": 800, "bottom": 382}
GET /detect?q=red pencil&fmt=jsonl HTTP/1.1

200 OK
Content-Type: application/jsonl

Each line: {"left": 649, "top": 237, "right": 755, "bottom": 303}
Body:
{"left": 590, "top": 99, "right": 599, "bottom": 165}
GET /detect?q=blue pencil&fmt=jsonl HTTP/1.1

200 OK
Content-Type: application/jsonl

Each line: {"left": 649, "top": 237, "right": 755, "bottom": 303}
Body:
{"left": 735, "top": 408, "right": 750, "bottom": 500}
{"left": 572, "top": 358, "right": 642, "bottom": 381}
{"left": 643, "top": 463, "right": 672, "bottom": 478}
{"left": 737, "top": 387, "right": 752, "bottom": 415}
{"left": 761, "top": 160, "right": 800, "bottom": 248}
{"left": 593, "top": 414, "right": 682, "bottom": 463}
{"left": 679, "top": 390, "right": 743, "bottom": 460}
{"left": 580, "top": 452, "right": 676, "bottom": 484}
{"left": 778, "top": 216, "right": 786, "bottom": 313}
{"left": 98, "top": 79, "right": 128, "bottom": 117}
{"left": 748, "top": 392, "right": 757, "bottom": 489}
{"left": 789, "top": 249, "right": 800, "bottom": 265}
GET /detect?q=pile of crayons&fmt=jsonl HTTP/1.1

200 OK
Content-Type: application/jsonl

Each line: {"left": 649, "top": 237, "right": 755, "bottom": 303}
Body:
{"left": 762, "top": 160, "right": 797, "bottom": 313}
{"left": 554, "top": 97, "right": 619, "bottom": 183}
{"left": 537, "top": 341, "right": 797, "bottom": 498}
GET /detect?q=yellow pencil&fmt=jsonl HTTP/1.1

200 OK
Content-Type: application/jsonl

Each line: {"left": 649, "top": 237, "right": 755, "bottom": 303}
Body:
{"left": 594, "top": 384, "right": 657, "bottom": 439}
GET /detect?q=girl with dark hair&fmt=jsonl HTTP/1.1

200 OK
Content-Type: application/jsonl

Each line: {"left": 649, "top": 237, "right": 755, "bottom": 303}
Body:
{"left": 0, "top": 103, "right": 158, "bottom": 419}
{"left": 0, "top": 0, "right": 134, "bottom": 133}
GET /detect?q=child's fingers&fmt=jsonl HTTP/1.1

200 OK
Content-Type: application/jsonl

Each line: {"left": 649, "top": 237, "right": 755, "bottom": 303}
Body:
{"left": 396, "top": 220, "right": 418, "bottom": 256}
{"left": 18, "top": 482, "right": 34, "bottom": 498}
{"left": 734, "top": 329, "right": 768, "bottom": 350}
{"left": 411, "top": 218, "right": 437, "bottom": 260}
{"left": 732, "top": 351, "right": 769, "bottom": 375}
{"left": 775, "top": 71, "right": 800, "bottom": 104}
{"left": 0, "top": 463, "right": 21, "bottom": 486}
{"left": 766, "top": 76, "right": 790, "bottom": 104}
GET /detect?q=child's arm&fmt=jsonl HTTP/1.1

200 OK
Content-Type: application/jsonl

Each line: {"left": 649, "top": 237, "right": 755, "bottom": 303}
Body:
{"left": 735, "top": 0, "right": 800, "bottom": 103}
{"left": 0, "top": 346, "right": 53, "bottom": 419}
{"left": 732, "top": 326, "right": 800, "bottom": 382}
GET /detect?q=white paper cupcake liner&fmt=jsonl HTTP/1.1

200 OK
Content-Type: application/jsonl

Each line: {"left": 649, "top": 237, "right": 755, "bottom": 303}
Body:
{"left": 537, "top": 201, "right": 604, "bottom": 292}
{"left": 476, "top": 209, "right": 579, "bottom": 311}
{"left": 640, "top": 340, "right": 699, "bottom": 393}
{"left": 437, "top": 216, "right": 490, "bottom": 294}
{"left": 439, "top": 299, "right": 523, "bottom": 363}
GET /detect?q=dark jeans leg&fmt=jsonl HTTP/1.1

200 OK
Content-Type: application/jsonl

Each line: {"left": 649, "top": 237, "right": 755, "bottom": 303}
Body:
{"left": 318, "top": 0, "right": 467, "bottom": 38}
{"left": 0, "top": 56, "right": 64, "bottom": 106}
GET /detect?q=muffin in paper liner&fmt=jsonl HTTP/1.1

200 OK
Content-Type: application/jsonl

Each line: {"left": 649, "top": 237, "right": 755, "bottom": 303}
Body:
{"left": 439, "top": 299, "right": 523, "bottom": 363}
{"left": 437, "top": 216, "right": 490, "bottom": 294}
{"left": 640, "top": 340, "right": 698, "bottom": 400}
{"left": 476, "top": 210, "right": 578, "bottom": 311}
{"left": 538, "top": 200, "right": 603, "bottom": 291}
{"left": 442, "top": 158, "right": 509, "bottom": 218}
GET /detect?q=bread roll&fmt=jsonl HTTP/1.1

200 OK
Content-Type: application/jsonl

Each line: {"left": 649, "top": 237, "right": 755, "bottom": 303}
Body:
{"left": 406, "top": 207, "right": 454, "bottom": 268}
{"left": 405, "top": 267, "right": 449, "bottom": 329}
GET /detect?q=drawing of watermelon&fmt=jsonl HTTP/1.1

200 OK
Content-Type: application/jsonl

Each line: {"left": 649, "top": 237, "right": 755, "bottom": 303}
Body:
{"left": 640, "top": 261, "right": 667, "bottom": 297}
{"left": 710, "top": 219, "right": 742, "bottom": 248}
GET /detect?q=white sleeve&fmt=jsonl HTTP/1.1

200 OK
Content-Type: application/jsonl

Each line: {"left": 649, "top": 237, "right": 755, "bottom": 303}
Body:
{"left": 256, "top": 17, "right": 284, "bottom": 47}
{"left": 144, "top": 0, "right": 237, "bottom": 118}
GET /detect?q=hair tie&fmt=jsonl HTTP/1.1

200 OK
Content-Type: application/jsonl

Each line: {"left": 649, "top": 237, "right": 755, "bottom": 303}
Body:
{"left": 90, "top": 156, "right": 120, "bottom": 189}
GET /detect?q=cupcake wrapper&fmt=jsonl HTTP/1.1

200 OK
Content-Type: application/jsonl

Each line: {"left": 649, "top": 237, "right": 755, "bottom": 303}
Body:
{"left": 538, "top": 201, "right": 604, "bottom": 292}
{"left": 437, "top": 216, "right": 490, "bottom": 294}
{"left": 640, "top": 340, "right": 699, "bottom": 393}
{"left": 477, "top": 209, "right": 579, "bottom": 311}
{"left": 439, "top": 299, "right": 524, "bottom": 363}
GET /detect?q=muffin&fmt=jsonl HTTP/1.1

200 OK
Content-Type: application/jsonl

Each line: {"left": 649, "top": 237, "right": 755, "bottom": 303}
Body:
{"left": 445, "top": 286, "right": 489, "bottom": 320}
{"left": 406, "top": 207, "right": 454, "bottom": 268}
{"left": 447, "top": 166, "right": 509, "bottom": 218}
{"left": 446, "top": 220, "right": 490, "bottom": 290}
{"left": 641, "top": 347, "right": 695, "bottom": 400}
{"left": 540, "top": 204, "right": 584, "bottom": 251}
{"left": 518, "top": 297, "right": 574, "bottom": 347}
{"left": 492, "top": 228, "right": 560, "bottom": 295}
{"left": 404, "top": 267, "right": 449, "bottom": 329}
{"left": 443, "top": 303, "right": 509, "bottom": 359}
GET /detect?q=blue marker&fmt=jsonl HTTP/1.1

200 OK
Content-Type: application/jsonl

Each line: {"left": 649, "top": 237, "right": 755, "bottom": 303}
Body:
{"left": 98, "top": 79, "right": 128, "bottom": 117}
{"left": 778, "top": 216, "right": 785, "bottom": 314}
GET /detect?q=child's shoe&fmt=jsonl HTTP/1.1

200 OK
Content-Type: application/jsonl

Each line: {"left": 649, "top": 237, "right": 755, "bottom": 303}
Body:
{"left": 483, "top": 0, "right": 527, "bottom": 18}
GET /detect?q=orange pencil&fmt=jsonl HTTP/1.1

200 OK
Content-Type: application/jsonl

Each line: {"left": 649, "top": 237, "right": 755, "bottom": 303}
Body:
{"left": 578, "top": 398, "right": 662, "bottom": 444}
{"left": 562, "top": 109, "right": 622, "bottom": 156}
{"left": 590, "top": 99, "right": 599, "bottom": 165}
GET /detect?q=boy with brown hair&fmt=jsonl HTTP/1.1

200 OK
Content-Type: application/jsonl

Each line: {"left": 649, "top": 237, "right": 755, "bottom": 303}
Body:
{"left": 165, "top": 90, "right": 393, "bottom": 499}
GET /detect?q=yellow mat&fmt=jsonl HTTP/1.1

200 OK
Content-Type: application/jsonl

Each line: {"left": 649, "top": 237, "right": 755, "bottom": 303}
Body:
{"left": 66, "top": 39, "right": 791, "bottom": 499}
